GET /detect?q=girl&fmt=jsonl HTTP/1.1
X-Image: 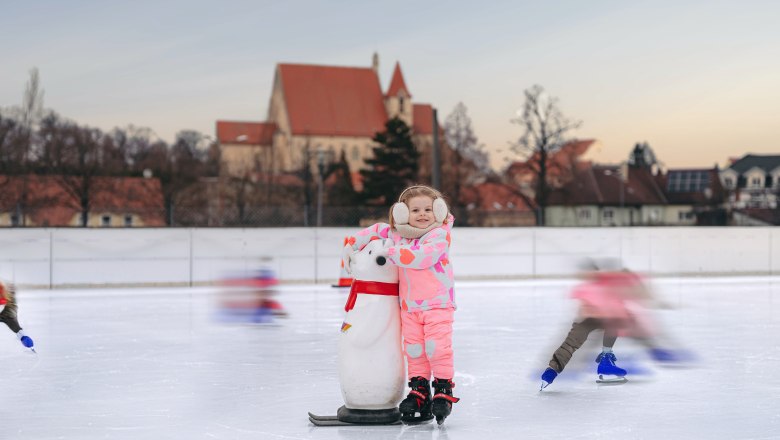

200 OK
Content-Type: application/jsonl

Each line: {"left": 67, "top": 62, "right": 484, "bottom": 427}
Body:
{"left": 342, "top": 185, "right": 458, "bottom": 425}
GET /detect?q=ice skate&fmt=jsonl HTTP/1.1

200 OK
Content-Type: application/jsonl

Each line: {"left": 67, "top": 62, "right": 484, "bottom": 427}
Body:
{"left": 649, "top": 348, "right": 695, "bottom": 368}
{"left": 540, "top": 367, "right": 558, "bottom": 390}
{"left": 399, "top": 377, "right": 433, "bottom": 423}
{"left": 595, "top": 352, "right": 627, "bottom": 384}
{"left": 430, "top": 378, "right": 459, "bottom": 425}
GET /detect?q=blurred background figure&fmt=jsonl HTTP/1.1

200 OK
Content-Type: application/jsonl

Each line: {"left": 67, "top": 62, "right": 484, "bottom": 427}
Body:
{"left": 215, "top": 258, "right": 287, "bottom": 324}
{"left": 540, "top": 258, "right": 689, "bottom": 390}
{"left": 0, "top": 278, "right": 35, "bottom": 352}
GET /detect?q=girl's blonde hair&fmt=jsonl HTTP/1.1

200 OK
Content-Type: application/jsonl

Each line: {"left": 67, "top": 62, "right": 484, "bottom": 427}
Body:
{"left": 388, "top": 185, "right": 449, "bottom": 229}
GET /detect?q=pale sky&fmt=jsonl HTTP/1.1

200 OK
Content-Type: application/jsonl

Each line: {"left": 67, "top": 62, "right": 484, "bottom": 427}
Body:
{"left": 2, "top": 0, "right": 779, "bottom": 171}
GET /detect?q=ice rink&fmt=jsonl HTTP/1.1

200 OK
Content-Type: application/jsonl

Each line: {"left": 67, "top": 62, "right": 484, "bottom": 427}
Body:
{"left": 4, "top": 276, "right": 780, "bottom": 440}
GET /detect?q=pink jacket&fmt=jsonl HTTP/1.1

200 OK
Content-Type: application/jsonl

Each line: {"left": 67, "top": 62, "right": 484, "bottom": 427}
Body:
{"left": 346, "top": 216, "right": 455, "bottom": 313}
{"left": 571, "top": 272, "right": 645, "bottom": 321}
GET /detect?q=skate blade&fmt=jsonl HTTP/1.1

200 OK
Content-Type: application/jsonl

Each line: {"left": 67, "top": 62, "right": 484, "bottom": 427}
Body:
{"left": 308, "top": 413, "right": 402, "bottom": 426}
{"left": 596, "top": 375, "right": 628, "bottom": 385}
{"left": 401, "top": 413, "right": 434, "bottom": 425}
{"left": 308, "top": 412, "right": 338, "bottom": 422}
{"left": 540, "top": 381, "right": 551, "bottom": 391}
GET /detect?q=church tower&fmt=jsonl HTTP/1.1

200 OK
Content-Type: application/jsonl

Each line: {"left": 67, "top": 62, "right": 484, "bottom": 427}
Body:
{"left": 384, "top": 62, "right": 413, "bottom": 126}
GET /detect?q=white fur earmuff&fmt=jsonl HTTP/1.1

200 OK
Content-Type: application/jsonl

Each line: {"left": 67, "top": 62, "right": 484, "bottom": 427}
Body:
{"left": 391, "top": 202, "right": 409, "bottom": 225}
{"left": 392, "top": 197, "right": 448, "bottom": 239}
{"left": 432, "top": 198, "right": 447, "bottom": 223}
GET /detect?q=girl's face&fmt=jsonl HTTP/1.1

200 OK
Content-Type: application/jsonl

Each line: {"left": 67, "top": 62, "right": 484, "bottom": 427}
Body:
{"left": 407, "top": 195, "right": 435, "bottom": 229}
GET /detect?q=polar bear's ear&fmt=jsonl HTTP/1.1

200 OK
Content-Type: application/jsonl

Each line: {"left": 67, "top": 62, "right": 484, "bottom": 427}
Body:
{"left": 392, "top": 202, "right": 409, "bottom": 225}
{"left": 433, "top": 198, "right": 448, "bottom": 223}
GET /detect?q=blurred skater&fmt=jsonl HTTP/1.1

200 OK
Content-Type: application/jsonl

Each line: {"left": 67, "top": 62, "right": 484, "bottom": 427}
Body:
{"left": 217, "top": 262, "right": 287, "bottom": 324}
{"left": 540, "top": 259, "right": 682, "bottom": 390}
{"left": 0, "top": 279, "right": 35, "bottom": 351}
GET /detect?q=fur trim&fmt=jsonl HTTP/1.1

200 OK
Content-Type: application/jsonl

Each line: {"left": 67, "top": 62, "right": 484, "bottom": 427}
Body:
{"left": 394, "top": 222, "right": 441, "bottom": 239}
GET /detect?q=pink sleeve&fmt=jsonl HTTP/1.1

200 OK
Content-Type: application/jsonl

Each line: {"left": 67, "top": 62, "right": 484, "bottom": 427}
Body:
{"left": 346, "top": 222, "right": 391, "bottom": 251}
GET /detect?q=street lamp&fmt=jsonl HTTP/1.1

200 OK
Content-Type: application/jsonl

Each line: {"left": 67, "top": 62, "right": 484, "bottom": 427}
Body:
{"left": 603, "top": 165, "right": 626, "bottom": 226}
{"left": 316, "top": 147, "right": 326, "bottom": 227}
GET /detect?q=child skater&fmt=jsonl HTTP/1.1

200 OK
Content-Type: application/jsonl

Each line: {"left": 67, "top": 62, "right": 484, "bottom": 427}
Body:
{"left": 0, "top": 279, "right": 35, "bottom": 352}
{"left": 540, "top": 258, "right": 681, "bottom": 390}
{"left": 342, "top": 185, "right": 458, "bottom": 425}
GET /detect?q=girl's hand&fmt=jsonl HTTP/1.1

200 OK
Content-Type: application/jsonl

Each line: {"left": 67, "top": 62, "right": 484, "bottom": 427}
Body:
{"left": 342, "top": 245, "right": 356, "bottom": 275}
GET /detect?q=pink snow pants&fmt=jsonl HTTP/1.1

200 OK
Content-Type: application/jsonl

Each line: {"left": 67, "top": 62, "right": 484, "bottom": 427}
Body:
{"left": 401, "top": 309, "right": 455, "bottom": 380}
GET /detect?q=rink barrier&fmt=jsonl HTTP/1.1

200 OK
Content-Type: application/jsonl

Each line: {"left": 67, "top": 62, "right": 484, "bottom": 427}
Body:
{"left": 0, "top": 227, "right": 777, "bottom": 288}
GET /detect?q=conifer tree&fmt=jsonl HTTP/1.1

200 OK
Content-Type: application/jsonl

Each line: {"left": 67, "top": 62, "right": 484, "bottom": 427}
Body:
{"left": 360, "top": 117, "right": 419, "bottom": 206}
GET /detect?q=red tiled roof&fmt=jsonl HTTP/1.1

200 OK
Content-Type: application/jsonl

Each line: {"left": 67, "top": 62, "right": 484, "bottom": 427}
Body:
{"left": 506, "top": 139, "right": 596, "bottom": 184}
{"left": 737, "top": 208, "right": 780, "bottom": 225}
{"left": 386, "top": 62, "right": 411, "bottom": 97}
{"left": 216, "top": 121, "right": 276, "bottom": 145}
{"left": 278, "top": 63, "right": 388, "bottom": 137}
{"left": 460, "top": 181, "right": 536, "bottom": 211}
{"left": 412, "top": 104, "right": 434, "bottom": 135}
{"left": 548, "top": 164, "right": 667, "bottom": 206}
{"left": 91, "top": 177, "right": 165, "bottom": 211}
{"left": 0, "top": 175, "right": 165, "bottom": 226}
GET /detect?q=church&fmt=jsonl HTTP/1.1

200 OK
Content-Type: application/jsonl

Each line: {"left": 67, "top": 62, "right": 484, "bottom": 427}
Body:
{"left": 216, "top": 54, "right": 439, "bottom": 189}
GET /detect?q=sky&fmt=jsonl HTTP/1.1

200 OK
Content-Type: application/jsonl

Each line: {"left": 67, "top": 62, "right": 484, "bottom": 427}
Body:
{"left": 2, "top": 0, "right": 779, "bottom": 171}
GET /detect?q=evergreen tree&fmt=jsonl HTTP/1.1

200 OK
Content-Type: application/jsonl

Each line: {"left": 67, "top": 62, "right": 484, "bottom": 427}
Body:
{"left": 360, "top": 117, "right": 419, "bottom": 206}
{"left": 326, "top": 150, "right": 358, "bottom": 206}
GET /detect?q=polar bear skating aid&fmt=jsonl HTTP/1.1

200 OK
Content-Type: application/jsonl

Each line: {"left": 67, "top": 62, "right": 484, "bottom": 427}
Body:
{"left": 308, "top": 239, "right": 404, "bottom": 426}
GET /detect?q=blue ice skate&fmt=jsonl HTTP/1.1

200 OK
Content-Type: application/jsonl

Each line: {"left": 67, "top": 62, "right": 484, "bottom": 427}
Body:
{"left": 595, "top": 352, "right": 627, "bottom": 383}
{"left": 16, "top": 330, "right": 35, "bottom": 352}
{"left": 540, "top": 367, "right": 558, "bottom": 390}
{"left": 649, "top": 348, "right": 694, "bottom": 367}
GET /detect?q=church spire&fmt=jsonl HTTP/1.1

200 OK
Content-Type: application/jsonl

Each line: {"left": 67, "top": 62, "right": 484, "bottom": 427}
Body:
{"left": 386, "top": 62, "right": 411, "bottom": 98}
{"left": 384, "top": 62, "right": 412, "bottom": 126}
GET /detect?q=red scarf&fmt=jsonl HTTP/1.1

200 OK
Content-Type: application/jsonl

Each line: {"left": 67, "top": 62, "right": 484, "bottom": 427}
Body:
{"left": 344, "top": 280, "right": 399, "bottom": 312}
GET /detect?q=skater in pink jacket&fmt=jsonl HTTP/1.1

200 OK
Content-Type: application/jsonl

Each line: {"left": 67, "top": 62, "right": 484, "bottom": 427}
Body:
{"left": 540, "top": 259, "right": 685, "bottom": 390}
{"left": 343, "top": 185, "right": 458, "bottom": 425}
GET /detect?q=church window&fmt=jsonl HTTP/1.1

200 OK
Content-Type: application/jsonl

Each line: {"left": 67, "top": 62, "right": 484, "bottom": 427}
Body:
{"left": 399, "top": 96, "right": 405, "bottom": 112}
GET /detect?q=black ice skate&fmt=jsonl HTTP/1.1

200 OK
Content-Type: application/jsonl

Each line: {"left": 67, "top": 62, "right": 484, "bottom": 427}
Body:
{"left": 430, "top": 378, "right": 460, "bottom": 425}
{"left": 399, "top": 376, "right": 434, "bottom": 423}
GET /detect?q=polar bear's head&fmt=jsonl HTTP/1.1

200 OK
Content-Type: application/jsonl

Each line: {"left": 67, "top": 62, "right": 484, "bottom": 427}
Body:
{"left": 351, "top": 239, "right": 398, "bottom": 284}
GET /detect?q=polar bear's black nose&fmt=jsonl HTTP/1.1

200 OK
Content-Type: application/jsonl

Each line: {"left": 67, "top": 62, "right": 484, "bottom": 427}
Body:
{"left": 376, "top": 256, "right": 387, "bottom": 266}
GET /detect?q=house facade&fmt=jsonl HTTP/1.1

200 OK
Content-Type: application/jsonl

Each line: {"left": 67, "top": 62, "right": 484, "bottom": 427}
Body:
{"left": 545, "top": 163, "right": 669, "bottom": 227}
{"left": 720, "top": 154, "right": 780, "bottom": 209}
{"left": 662, "top": 167, "right": 727, "bottom": 225}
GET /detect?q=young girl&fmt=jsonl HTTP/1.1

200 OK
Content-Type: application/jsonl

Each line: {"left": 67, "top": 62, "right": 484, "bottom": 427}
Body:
{"left": 342, "top": 185, "right": 458, "bottom": 425}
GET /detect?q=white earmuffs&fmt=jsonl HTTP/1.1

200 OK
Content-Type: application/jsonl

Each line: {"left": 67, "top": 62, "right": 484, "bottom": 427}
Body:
{"left": 392, "top": 197, "right": 448, "bottom": 239}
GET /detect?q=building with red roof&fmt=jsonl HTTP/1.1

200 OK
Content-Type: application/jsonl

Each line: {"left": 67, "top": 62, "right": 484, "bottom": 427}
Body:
{"left": 216, "top": 54, "right": 439, "bottom": 185}
{"left": 0, "top": 175, "right": 165, "bottom": 227}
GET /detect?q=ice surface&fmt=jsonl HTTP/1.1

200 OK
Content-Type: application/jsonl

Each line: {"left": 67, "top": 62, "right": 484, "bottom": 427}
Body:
{"left": 4, "top": 277, "right": 780, "bottom": 439}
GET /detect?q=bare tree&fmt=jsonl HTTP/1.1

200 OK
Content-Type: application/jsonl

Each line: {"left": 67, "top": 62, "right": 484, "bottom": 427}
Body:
{"left": 444, "top": 102, "right": 490, "bottom": 206}
{"left": 50, "top": 122, "right": 106, "bottom": 226}
{"left": 511, "top": 85, "right": 581, "bottom": 226}
{"left": 0, "top": 69, "right": 46, "bottom": 224}
{"left": 160, "top": 130, "right": 210, "bottom": 225}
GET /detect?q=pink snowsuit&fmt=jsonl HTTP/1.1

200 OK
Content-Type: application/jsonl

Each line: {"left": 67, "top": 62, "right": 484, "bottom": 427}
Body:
{"left": 347, "top": 216, "right": 456, "bottom": 380}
